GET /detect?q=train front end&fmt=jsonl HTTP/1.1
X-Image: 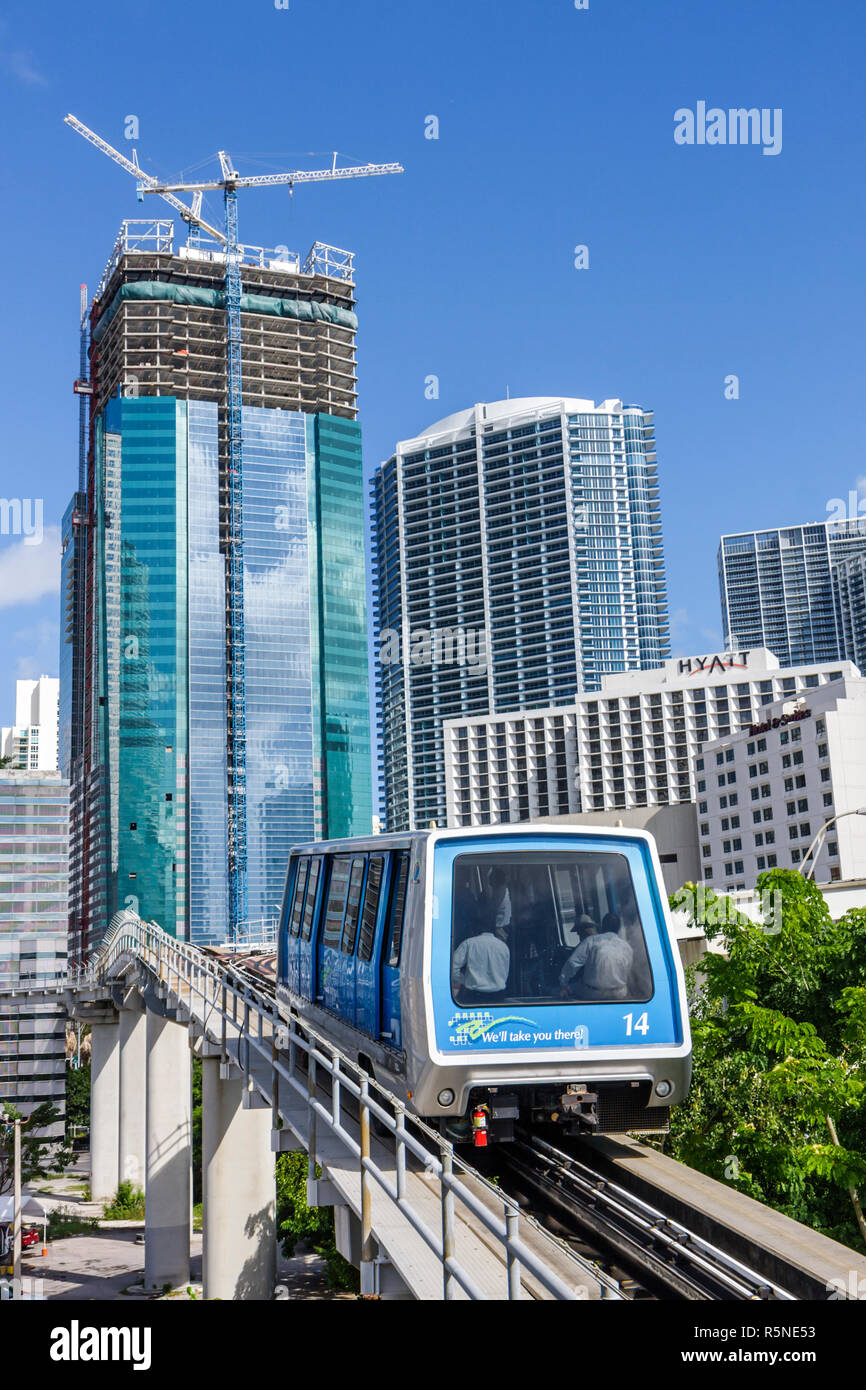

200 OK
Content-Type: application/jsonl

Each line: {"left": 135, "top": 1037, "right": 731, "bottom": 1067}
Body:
{"left": 407, "top": 828, "right": 691, "bottom": 1145}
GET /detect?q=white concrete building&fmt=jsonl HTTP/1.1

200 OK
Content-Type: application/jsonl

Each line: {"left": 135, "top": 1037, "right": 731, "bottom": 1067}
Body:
{"left": 444, "top": 648, "right": 857, "bottom": 828}
{"left": 1, "top": 675, "right": 59, "bottom": 772}
{"left": 696, "top": 677, "right": 866, "bottom": 891}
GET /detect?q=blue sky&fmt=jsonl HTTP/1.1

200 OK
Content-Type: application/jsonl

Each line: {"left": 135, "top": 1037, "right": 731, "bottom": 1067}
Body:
{"left": 0, "top": 0, "right": 864, "bottom": 697}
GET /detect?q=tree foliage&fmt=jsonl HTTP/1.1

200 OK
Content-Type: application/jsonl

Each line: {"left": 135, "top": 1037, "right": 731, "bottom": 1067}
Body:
{"left": 192, "top": 1057, "right": 202, "bottom": 1205}
{"left": 65, "top": 1063, "right": 90, "bottom": 1136}
{"left": 666, "top": 870, "right": 866, "bottom": 1250}
{"left": 0, "top": 1102, "right": 75, "bottom": 1196}
{"left": 275, "top": 1152, "right": 358, "bottom": 1291}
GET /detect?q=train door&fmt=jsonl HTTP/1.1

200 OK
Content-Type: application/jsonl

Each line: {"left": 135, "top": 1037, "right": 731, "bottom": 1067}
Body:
{"left": 316, "top": 856, "right": 351, "bottom": 1013}
{"left": 283, "top": 856, "right": 309, "bottom": 994}
{"left": 299, "top": 856, "right": 322, "bottom": 1001}
{"left": 380, "top": 850, "right": 409, "bottom": 1048}
{"left": 338, "top": 857, "right": 366, "bottom": 1023}
{"left": 354, "top": 855, "right": 386, "bottom": 1035}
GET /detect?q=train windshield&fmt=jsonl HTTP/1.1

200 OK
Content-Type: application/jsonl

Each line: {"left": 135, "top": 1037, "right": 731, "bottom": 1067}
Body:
{"left": 450, "top": 850, "right": 653, "bottom": 1006}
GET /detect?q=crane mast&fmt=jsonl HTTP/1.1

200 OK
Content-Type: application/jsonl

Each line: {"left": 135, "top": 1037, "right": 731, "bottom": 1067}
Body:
{"left": 65, "top": 115, "right": 402, "bottom": 942}
{"left": 223, "top": 186, "right": 247, "bottom": 929}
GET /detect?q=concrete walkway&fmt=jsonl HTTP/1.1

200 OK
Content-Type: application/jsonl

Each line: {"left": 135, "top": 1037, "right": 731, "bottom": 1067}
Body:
{"left": 25, "top": 1154, "right": 354, "bottom": 1300}
{"left": 27, "top": 1228, "right": 353, "bottom": 1301}
{"left": 27, "top": 1230, "right": 203, "bottom": 1300}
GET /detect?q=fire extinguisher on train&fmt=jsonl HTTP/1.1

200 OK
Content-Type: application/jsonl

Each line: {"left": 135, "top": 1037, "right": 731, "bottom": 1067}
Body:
{"left": 472, "top": 1105, "right": 489, "bottom": 1148}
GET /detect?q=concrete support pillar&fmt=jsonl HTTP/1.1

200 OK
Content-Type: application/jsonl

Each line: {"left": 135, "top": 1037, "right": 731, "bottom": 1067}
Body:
{"left": 145, "top": 1011, "right": 191, "bottom": 1290}
{"left": 90, "top": 1018, "right": 120, "bottom": 1203}
{"left": 118, "top": 1008, "right": 147, "bottom": 1190}
{"left": 202, "top": 1058, "right": 276, "bottom": 1301}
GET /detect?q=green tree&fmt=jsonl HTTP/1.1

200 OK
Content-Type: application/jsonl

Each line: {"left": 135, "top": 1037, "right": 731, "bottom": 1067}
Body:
{"left": 192, "top": 1057, "right": 202, "bottom": 1204}
{"left": 65, "top": 1063, "right": 91, "bottom": 1137}
{"left": 275, "top": 1152, "right": 358, "bottom": 1291}
{"left": 0, "top": 1102, "right": 75, "bottom": 1195}
{"left": 666, "top": 870, "right": 866, "bottom": 1251}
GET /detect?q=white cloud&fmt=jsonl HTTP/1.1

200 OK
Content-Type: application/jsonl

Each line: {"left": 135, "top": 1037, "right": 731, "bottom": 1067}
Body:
{"left": 0, "top": 20, "right": 47, "bottom": 86}
{"left": 5, "top": 49, "right": 46, "bottom": 86}
{"left": 0, "top": 528, "right": 61, "bottom": 610}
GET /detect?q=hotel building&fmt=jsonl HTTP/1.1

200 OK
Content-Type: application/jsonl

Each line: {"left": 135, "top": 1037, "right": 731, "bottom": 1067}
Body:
{"left": 697, "top": 677, "right": 866, "bottom": 890}
{"left": 444, "top": 648, "right": 857, "bottom": 829}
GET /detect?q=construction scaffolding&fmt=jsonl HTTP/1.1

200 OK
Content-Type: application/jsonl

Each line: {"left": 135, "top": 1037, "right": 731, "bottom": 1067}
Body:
{"left": 91, "top": 221, "right": 359, "bottom": 421}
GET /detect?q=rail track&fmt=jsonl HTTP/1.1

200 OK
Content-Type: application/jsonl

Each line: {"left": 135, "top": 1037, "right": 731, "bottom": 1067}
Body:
{"left": 489, "top": 1132, "right": 795, "bottom": 1300}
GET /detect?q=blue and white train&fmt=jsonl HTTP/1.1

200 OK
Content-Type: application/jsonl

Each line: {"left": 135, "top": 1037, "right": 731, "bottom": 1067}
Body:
{"left": 276, "top": 826, "right": 691, "bottom": 1145}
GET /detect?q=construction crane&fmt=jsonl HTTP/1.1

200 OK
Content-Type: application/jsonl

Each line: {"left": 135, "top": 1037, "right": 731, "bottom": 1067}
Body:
{"left": 65, "top": 115, "right": 403, "bottom": 940}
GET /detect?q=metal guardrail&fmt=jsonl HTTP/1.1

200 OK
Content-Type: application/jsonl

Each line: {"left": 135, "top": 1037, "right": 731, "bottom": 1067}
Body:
{"left": 81, "top": 914, "right": 603, "bottom": 1301}
{"left": 228, "top": 917, "right": 278, "bottom": 948}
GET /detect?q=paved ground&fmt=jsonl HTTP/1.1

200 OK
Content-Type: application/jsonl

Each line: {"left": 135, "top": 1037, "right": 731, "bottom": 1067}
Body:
{"left": 23, "top": 1154, "right": 353, "bottom": 1301}
{"left": 24, "top": 1230, "right": 203, "bottom": 1301}
{"left": 25, "top": 1231, "right": 351, "bottom": 1301}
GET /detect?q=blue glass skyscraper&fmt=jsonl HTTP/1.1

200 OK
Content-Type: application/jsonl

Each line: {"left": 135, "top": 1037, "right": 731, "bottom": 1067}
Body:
{"left": 63, "top": 223, "right": 372, "bottom": 952}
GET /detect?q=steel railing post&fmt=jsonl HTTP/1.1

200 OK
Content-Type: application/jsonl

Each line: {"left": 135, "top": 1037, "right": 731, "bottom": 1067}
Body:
{"left": 505, "top": 1204, "right": 522, "bottom": 1300}
{"left": 307, "top": 1051, "right": 317, "bottom": 1180}
{"left": 331, "top": 1050, "right": 340, "bottom": 1127}
{"left": 271, "top": 1036, "right": 280, "bottom": 1131}
{"left": 359, "top": 1077, "right": 376, "bottom": 1297}
{"left": 395, "top": 1111, "right": 407, "bottom": 1202}
{"left": 441, "top": 1148, "right": 457, "bottom": 1300}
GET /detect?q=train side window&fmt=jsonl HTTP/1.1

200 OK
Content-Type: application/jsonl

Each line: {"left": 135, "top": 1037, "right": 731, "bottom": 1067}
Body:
{"left": 357, "top": 857, "right": 384, "bottom": 962}
{"left": 289, "top": 858, "right": 309, "bottom": 937}
{"left": 301, "top": 858, "right": 322, "bottom": 941}
{"left": 341, "top": 858, "right": 366, "bottom": 955}
{"left": 323, "top": 856, "right": 352, "bottom": 948}
{"left": 386, "top": 852, "right": 410, "bottom": 969}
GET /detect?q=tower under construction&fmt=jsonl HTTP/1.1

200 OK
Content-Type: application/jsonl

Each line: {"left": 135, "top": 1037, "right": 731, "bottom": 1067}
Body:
{"left": 62, "top": 219, "right": 374, "bottom": 954}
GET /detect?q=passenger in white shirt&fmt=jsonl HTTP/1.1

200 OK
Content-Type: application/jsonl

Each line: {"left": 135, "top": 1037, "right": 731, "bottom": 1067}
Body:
{"left": 452, "top": 925, "right": 511, "bottom": 998}
{"left": 559, "top": 913, "right": 633, "bottom": 1001}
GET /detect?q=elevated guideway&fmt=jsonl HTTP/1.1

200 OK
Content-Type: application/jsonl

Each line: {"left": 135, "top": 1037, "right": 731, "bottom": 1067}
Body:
{"left": 4, "top": 909, "right": 865, "bottom": 1301}
{"left": 4, "top": 912, "right": 605, "bottom": 1301}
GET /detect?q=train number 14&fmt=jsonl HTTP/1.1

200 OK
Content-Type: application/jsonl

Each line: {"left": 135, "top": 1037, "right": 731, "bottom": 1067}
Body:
{"left": 623, "top": 1012, "right": 650, "bottom": 1036}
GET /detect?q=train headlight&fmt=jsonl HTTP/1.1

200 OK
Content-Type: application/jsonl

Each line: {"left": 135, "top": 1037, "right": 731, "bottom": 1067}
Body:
{"left": 655, "top": 1080, "right": 673, "bottom": 1099}
{"left": 438, "top": 1088, "right": 456, "bottom": 1107}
